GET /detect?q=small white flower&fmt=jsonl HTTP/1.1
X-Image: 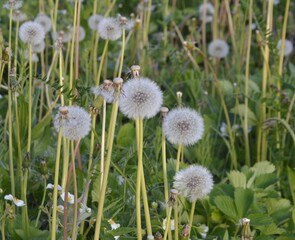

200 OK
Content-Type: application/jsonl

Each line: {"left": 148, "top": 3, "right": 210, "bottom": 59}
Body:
{"left": 4, "top": 194, "right": 25, "bottom": 207}
{"left": 198, "top": 3, "right": 215, "bottom": 23}
{"left": 3, "top": 0, "right": 23, "bottom": 10}
{"left": 98, "top": 17, "right": 122, "bottom": 41}
{"left": 108, "top": 219, "right": 120, "bottom": 239}
{"left": 46, "top": 183, "right": 62, "bottom": 191}
{"left": 56, "top": 205, "right": 64, "bottom": 213}
{"left": 162, "top": 218, "right": 175, "bottom": 230}
{"left": 277, "top": 39, "right": 293, "bottom": 56}
{"left": 208, "top": 39, "right": 229, "bottom": 58}
{"left": 61, "top": 192, "right": 74, "bottom": 204}
{"left": 92, "top": 80, "right": 115, "bottom": 103}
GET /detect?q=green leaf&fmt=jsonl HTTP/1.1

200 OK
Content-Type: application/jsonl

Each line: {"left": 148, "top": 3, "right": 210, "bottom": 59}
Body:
{"left": 251, "top": 161, "right": 276, "bottom": 176}
{"left": 230, "top": 104, "right": 257, "bottom": 126}
{"left": 256, "top": 223, "right": 285, "bottom": 235}
{"left": 107, "top": 227, "right": 137, "bottom": 236}
{"left": 266, "top": 199, "right": 291, "bottom": 215}
{"left": 219, "top": 80, "right": 234, "bottom": 96}
{"left": 214, "top": 196, "right": 238, "bottom": 222}
{"left": 248, "top": 213, "right": 273, "bottom": 226}
{"left": 228, "top": 170, "right": 246, "bottom": 188}
{"left": 287, "top": 167, "right": 295, "bottom": 204}
{"left": 254, "top": 173, "right": 277, "bottom": 188}
{"left": 117, "top": 123, "right": 135, "bottom": 147}
{"left": 234, "top": 188, "right": 253, "bottom": 218}
{"left": 31, "top": 114, "right": 52, "bottom": 140}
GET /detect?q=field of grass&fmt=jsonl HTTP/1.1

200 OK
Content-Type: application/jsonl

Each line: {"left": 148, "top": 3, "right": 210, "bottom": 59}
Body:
{"left": 0, "top": 0, "right": 294, "bottom": 239}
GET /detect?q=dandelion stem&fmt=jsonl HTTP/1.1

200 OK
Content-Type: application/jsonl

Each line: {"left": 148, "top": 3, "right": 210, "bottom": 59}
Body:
{"left": 100, "top": 99, "right": 106, "bottom": 187}
{"left": 95, "top": 40, "right": 109, "bottom": 86}
{"left": 51, "top": 128, "right": 63, "bottom": 240}
{"left": 27, "top": 43, "right": 33, "bottom": 153}
{"left": 174, "top": 144, "right": 182, "bottom": 240}
{"left": 35, "top": 177, "right": 47, "bottom": 227}
{"left": 93, "top": 100, "right": 119, "bottom": 240}
{"left": 163, "top": 207, "right": 173, "bottom": 240}
{"left": 118, "top": 29, "right": 125, "bottom": 77}
{"left": 188, "top": 201, "right": 196, "bottom": 238}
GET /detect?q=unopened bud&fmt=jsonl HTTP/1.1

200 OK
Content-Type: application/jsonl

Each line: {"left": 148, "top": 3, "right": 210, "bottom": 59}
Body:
{"left": 130, "top": 65, "right": 141, "bottom": 77}
{"left": 167, "top": 189, "right": 178, "bottom": 207}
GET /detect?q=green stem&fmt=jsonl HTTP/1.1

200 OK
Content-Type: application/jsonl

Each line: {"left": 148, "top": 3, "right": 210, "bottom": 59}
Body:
{"left": 135, "top": 118, "right": 143, "bottom": 239}
{"left": 95, "top": 40, "right": 109, "bottom": 86}
{"left": 35, "top": 177, "right": 47, "bottom": 227}
{"left": 174, "top": 145, "right": 182, "bottom": 240}
{"left": 118, "top": 29, "right": 125, "bottom": 77}
{"left": 282, "top": 94, "right": 295, "bottom": 148}
{"left": 14, "top": 20, "right": 20, "bottom": 70}
{"left": 27, "top": 43, "right": 33, "bottom": 153}
{"left": 51, "top": 129, "right": 63, "bottom": 240}
{"left": 163, "top": 207, "right": 173, "bottom": 240}
{"left": 93, "top": 100, "right": 119, "bottom": 240}
{"left": 1, "top": 219, "right": 5, "bottom": 240}
{"left": 243, "top": 0, "right": 253, "bottom": 166}
{"left": 188, "top": 201, "right": 196, "bottom": 238}
{"left": 100, "top": 99, "right": 106, "bottom": 187}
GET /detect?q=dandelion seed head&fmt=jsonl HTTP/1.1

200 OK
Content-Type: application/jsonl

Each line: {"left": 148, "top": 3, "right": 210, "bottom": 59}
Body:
{"left": 208, "top": 39, "right": 229, "bottom": 58}
{"left": 11, "top": 10, "right": 27, "bottom": 22}
{"left": 73, "top": 26, "right": 86, "bottom": 42}
{"left": 24, "top": 50, "right": 39, "bottom": 62}
{"left": 3, "top": 0, "right": 23, "bottom": 10}
{"left": 35, "top": 14, "right": 52, "bottom": 33}
{"left": 54, "top": 106, "right": 91, "bottom": 140}
{"left": 19, "top": 21, "right": 45, "bottom": 45}
{"left": 119, "top": 77, "right": 163, "bottom": 120}
{"left": 92, "top": 80, "right": 115, "bottom": 103}
{"left": 32, "top": 40, "right": 45, "bottom": 53}
{"left": 277, "top": 39, "right": 293, "bottom": 56}
{"left": 198, "top": 3, "right": 215, "bottom": 23}
{"left": 88, "top": 14, "right": 103, "bottom": 31}
{"left": 118, "top": 15, "right": 134, "bottom": 31}
{"left": 98, "top": 17, "right": 122, "bottom": 41}
{"left": 163, "top": 108, "right": 204, "bottom": 146}
{"left": 173, "top": 165, "right": 213, "bottom": 202}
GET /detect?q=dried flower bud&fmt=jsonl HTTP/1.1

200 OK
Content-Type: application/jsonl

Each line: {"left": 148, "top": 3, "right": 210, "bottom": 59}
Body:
{"left": 23, "top": 152, "right": 30, "bottom": 169}
{"left": 39, "top": 158, "right": 48, "bottom": 176}
{"left": 182, "top": 223, "right": 190, "bottom": 237}
{"left": 160, "top": 107, "right": 169, "bottom": 121}
{"left": 167, "top": 189, "right": 178, "bottom": 207}
{"left": 154, "top": 231, "right": 162, "bottom": 240}
{"left": 130, "top": 65, "right": 141, "bottom": 77}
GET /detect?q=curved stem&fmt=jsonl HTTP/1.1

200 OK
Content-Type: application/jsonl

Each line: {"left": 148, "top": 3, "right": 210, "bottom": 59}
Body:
{"left": 35, "top": 177, "right": 47, "bottom": 227}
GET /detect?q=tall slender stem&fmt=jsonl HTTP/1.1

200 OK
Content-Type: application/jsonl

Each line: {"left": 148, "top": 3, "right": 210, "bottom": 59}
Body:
{"left": 35, "top": 177, "right": 47, "bottom": 227}
{"left": 95, "top": 40, "right": 109, "bottom": 86}
{"left": 100, "top": 99, "right": 106, "bottom": 187}
{"left": 188, "top": 201, "right": 196, "bottom": 238}
{"left": 163, "top": 207, "right": 173, "bottom": 240}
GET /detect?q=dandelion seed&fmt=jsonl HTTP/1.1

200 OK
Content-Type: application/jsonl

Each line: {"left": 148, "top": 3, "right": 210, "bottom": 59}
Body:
{"left": 11, "top": 10, "right": 27, "bottom": 22}
{"left": 277, "top": 39, "right": 293, "bottom": 56}
{"left": 119, "top": 77, "right": 163, "bottom": 120}
{"left": 4, "top": 194, "right": 25, "bottom": 207}
{"left": 35, "top": 14, "right": 52, "bottom": 33}
{"left": 173, "top": 165, "right": 213, "bottom": 202}
{"left": 54, "top": 106, "right": 91, "bottom": 140}
{"left": 208, "top": 39, "right": 229, "bottom": 59}
{"left": 19, "top": 21, "right": 45, "bottom": 45}
{"left": 98, "top": 17, "right": 122, "bottom": 41}
{"left": 198, "top": 2, "right": 215, "bottom": 23}
{"left": 3, "top": 0, "right": 23, "bottom": 10}
{"left": 88, "top": 14, "right": 103, "bottom": 31}
{"left": 92, "top": 80, "right": 115, "bottom": 103}
{"left": 163, "top": 107, "right": 204, "bottom": 146}
{"left": 60, "top": 192, "right": 75, "bottom": 204}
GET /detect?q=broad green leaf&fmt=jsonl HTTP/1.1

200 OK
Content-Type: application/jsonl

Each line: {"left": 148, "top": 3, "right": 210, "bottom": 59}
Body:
{"left": 248, "top": 80, "right": 260, "bottom": 93}
{"left": 214, "top": 196, "right": 238, "bottom": 222}
{"left": 223, "top": 230, "right": 229, "bottom": 240}
{"left": 234, "top": 188, "right": 253, "bottom": 218}
{"left": 287, "top": 167, "right": 295, "bottom": 204}
{"left": 219, "top": 80, "right": 233, "bottom": 96}
{"left": 230, "top": 104, "right": 257, "bottom": 126}
{"left": 117, "top": 123, "right": 135, "bottom": 147}
{"left": 266, "top": 199, "right": 291, "bottom": 215}
{"left": 228, "top": 170, "right": 246, "bottom": 188}
{"left": 254, "top": 173, "right": 277, "bottom": 188}
{"left": 251, "top": 161, "right": 276, "bottom": 176}
{"left": 91, "top": 175, "right": 101, "bottom": 202}
{"left": 248, "top": 213, "right": 273, "bottom": 226}
{"left": 256, "top": 223, "right": 285, "bottom": 235}
{"left": 31, "top": 113, "right": 52, "bottom": 140}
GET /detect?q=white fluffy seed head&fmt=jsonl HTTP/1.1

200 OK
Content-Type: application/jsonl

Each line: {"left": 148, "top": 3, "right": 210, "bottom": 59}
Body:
{"left": 88, "top": 14, "right": 103, "bottom": 31}
{"left": 3, "top": 0, "right": 23, "bottom": 10}
{"left": 277, "top": 39, "right": 293, "bottom": 56}
{"left": 32, "top": 40, "right": 45, "bottom": 53}
{"left": 163, "top": 107, "right": 204, "bottom": 146}
{"left": 173, "top": 165, "right": 213, "bottom": 202}
{"left": 92, "top": 80, "right": 115, "bottom": 103}
{"left": 11, "top": 10, "right": 27, "bottom": 22}
{"left": 198, "top": 3, "right": 215, "bottom": 23}
{"left": 72, "top": 26, "right": 86, "bottom": 42}
{"left": 24, "top": 50, "right": 39, "bottom": 62}
{"left": 54, "top": 106, "right": 91, "bottom": 140}
{"left": 208, "top": 39, "right": 229, "bottom": 58}
{"left": 35, "top": 14, "right": 52, "bottom": 33}
{"left": 98, "top": 17, "right": 122, "bottom": 41}
{"left": 19, "top": 21, "right": 45, "bottom": 45}
{"left": 119, "top": 77, "right": 163, "bottom": 120}
{"left": 117, "top": 15, "right": 135, "bottom": 31}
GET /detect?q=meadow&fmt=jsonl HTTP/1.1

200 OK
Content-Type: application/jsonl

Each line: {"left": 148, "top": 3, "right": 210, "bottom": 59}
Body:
{"left": 0, "top": 0, "right": 294, "bottom": 239}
